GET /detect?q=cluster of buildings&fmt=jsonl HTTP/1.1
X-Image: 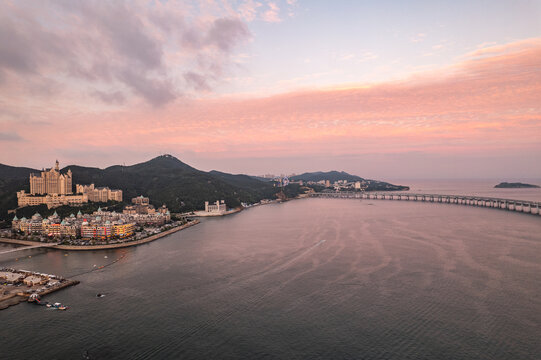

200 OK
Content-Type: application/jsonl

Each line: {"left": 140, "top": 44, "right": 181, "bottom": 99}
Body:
{"left": 16, "top": 161, "right": 122, "bottom": 209}
{"left": 0, "top": 268, "right": 62, "bottom": 287}
{"left": 305, "top": 179, "right": 368, "bottom": 191}
{"left": 124, "top": 195, "right": 158, "bottom": 214}
{"left": 11, "top": 196, "right": 171, "bottom": 241}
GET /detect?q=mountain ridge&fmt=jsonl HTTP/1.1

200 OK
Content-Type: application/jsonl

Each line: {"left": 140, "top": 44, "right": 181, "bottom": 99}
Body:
{"left": 0, "top": 155, "right": 279, "bottom": 221}
{"left": 0, "top": 155, "right": 409, "bottom": 222}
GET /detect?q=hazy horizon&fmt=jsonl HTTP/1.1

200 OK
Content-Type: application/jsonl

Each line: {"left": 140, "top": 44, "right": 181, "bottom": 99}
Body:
{"left": 2, "top": 154, "right": 541, "bottom": 184}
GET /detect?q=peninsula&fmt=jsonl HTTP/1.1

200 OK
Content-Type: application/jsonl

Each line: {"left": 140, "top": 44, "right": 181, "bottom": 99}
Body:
{"left": 495, "top": 182, "right": 540, "bottom": 188}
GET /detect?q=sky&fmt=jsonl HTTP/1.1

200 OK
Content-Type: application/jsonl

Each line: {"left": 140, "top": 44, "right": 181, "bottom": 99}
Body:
{"left": 1, "top": 0, "right": 540, "bottom": 180}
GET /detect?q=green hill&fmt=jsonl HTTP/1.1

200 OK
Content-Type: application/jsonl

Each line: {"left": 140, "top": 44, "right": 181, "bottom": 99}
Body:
{"left": 63, "top": 155, "right": 279, "bottom": 212}
{"left": 0, "top": 155, "right": 282, "bottom": 221}
{"left": 0, "top": 164, "right": 38, "bottom": 222}
{"left": 208, "top": 170, "right": 278, "bottom": 199}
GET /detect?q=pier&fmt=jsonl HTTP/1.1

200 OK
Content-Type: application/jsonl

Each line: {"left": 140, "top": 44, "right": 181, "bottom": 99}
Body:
{"left": 0, "top": 268, "right": 79, "bottom": 310}
{"left": 311, "top": 192, "right": 541, "bottom": 216}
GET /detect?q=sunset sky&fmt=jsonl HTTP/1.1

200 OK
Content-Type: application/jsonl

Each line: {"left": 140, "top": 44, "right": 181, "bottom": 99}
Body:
{"left": 1, "top": 0, "right": 540, "bottom": 179}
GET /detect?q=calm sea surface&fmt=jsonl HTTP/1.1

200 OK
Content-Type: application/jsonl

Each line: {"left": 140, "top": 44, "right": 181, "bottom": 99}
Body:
{"left": 1, "top": 182, "right": 541, "bottom": 359}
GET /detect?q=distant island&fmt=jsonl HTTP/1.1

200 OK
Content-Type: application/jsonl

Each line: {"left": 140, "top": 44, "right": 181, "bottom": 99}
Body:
{"left": 494, "top": 182, "right": 540, "bottom": 188}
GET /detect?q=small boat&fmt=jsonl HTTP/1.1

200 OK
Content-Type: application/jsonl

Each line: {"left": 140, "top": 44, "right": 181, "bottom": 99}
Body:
{"left": 96, "top": 293, "right": 105, "bottom": 298}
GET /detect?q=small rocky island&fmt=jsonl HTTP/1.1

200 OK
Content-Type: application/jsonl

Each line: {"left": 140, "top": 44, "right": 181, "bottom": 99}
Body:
{"left": 495, "top": 182, "right": 540, "bottom": 188}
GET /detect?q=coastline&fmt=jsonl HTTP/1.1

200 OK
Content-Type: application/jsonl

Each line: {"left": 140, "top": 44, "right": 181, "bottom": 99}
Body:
{"left": 0, "top": 220, "right": 200, "bottom": 251}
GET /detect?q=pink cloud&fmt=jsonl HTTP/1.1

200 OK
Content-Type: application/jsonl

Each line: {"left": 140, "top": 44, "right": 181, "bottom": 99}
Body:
{"left": 465, "top": 38, "right": 541, "bottom": 58}
{"left": 1, "top": 38, "right": 540, "bottom": 178}
{"left": 262, "top": 2, "right": 281, "bottom": 23}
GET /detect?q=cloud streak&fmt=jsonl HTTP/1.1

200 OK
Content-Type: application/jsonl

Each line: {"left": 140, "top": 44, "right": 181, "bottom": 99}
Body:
{"left": 0, "top": 132, "right": 23, "bottom": 142}
{"left": 1, "top": 33, "right": 540, "bottom": 177}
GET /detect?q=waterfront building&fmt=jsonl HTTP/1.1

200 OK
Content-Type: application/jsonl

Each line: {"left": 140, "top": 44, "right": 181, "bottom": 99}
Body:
{"left": 158, "top": 204, "right": 171, "bottom": 222}
{"left": 11, "top": 215, "right": 19, "bottom": 230}
{"left": 81, "top": 220, "right": 137, "bottom": 240}
{"left": 42, "top": 220, "right": 61, "bottom": 237}
{"left": 23, "top": 275, "right": 48, "bottom": 286}
{"left": 29, "top": 213, "right": 43, "bottom": 234}
{"left": 11, "top": 203, "right": 167, "bottom": 240}
{"left": 81, "top": 222, "right": 103, "bottom": 239}
{"left": 113, "top": 222, "right": 136, "bottom": 238}
{"left": 17, "top": 217, "right": 30, "bottom": 233}
{"left": 59, "top": 220, "right": 79, "bottom": 237}
{"left": 0, "top": 271, "right": 25, "bottom": 284}
{"left": 204, "top": 200, "right": 227, "bottom": 213}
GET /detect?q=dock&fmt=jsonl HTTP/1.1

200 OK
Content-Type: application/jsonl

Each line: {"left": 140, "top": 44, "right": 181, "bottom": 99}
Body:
{"left": 0, "top": 268, "right": 79, "bottom": 310}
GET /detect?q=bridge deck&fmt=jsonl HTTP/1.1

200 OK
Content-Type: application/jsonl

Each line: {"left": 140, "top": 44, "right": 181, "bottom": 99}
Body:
{"left": 311, "top": 192, "right": 541, "bottom": 215}
{"left": 0, "top": 243, "right": 59, "bottom": 255}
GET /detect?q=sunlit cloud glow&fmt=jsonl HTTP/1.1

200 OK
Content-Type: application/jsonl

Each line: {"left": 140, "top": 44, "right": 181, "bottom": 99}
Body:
{"left": 0, "top": 1, "right": 540, "bottom": 179}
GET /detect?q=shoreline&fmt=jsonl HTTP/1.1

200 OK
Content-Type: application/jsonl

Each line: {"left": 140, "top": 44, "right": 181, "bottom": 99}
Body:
{"left": 0, "top": 220, "right": 200, "bottom": 251}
